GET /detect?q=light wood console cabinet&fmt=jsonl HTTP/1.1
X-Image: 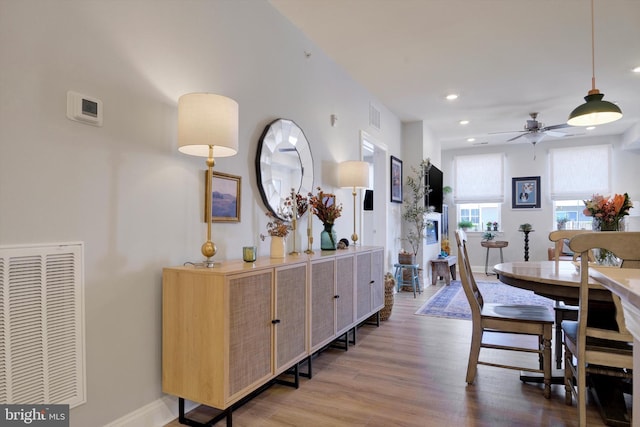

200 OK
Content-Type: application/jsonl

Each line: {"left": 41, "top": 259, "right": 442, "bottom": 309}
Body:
{"left": 162, "top": 246, "right": 384, "bottom": 421}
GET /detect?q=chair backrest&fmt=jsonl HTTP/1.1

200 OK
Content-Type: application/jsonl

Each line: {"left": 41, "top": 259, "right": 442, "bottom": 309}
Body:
{"left": 455, "top": 230, "right": 484, "bottom": 319}
{"left": 548, "top": 230, "right": 593, "bottom": 266}
{"left": 569, "top": 232, "right": 640, "bottom": 347}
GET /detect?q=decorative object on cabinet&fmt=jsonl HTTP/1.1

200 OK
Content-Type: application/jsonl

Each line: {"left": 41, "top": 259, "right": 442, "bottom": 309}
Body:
{"left": 284, "top": 190, "right": 307, "bottom": 255}
{"left": 243, "top": 246, "right": 257, "bottom": 262}
{"left": 256, "top": 118, "right": 314, "bottom": 221}
{"left": 338, "top": 160, "right": 370, "bottom": 245}
{"left": 308, "top": 188, "right": 342, "bottom": 250}
{"left": 511, "top": 176, "right": 540, "bottom": 209}
{"left": 401, "top": 158, "right": 434, "bottom": 256}
{"left": 260, "top": 211, "right": 291, "bottom": 258}
{"left": 178, "top": 92, "right": 239, "bottom": 268}
{"left": 567, "top": 0, "right": 622, "bottom": 126}
{"left": 204, "top": 170, "right": 241, "bottom": 223}
{"left": 390, "top": 155, "right": 403, "bottom": 203}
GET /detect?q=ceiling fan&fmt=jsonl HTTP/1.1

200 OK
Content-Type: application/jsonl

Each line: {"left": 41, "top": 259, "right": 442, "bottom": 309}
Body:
{"left": 493, "top": 112, "right": 572, "bottom": 145}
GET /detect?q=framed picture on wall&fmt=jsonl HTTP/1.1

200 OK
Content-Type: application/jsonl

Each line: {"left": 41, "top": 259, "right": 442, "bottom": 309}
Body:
{"left": 204, "top": 170, "right": 241, "bottom": 222}
{"left": 512, "top": 176, "right": 540, "bottom": 209}
{"left": 390, "top": 156, "right": 403, "bottom": 203}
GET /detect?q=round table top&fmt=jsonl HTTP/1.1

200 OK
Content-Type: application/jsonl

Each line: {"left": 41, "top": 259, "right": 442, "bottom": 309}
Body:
{"left": 481, "top": 240, "right": 508, "bottom": 248}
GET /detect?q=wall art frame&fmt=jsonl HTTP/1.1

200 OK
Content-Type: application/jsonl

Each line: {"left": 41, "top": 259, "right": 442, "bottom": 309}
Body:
{"left": 204, "top": 170, "right": 241, "bottom": 223}
{"left": 511, "top": 176, "right": 540, "bottom": 209}
{"left": 390, "top": 155, "right": 403, "bottom": 203}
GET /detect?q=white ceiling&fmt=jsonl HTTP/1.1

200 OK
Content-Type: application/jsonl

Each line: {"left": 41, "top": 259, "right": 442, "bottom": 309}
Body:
{"left": 270, "top": 0, "right": 640, "bottom": 150}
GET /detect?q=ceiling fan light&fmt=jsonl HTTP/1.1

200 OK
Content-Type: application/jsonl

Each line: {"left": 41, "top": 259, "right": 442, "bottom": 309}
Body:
{"left": 567, "top": 92, "right": 622, "bottom": 126}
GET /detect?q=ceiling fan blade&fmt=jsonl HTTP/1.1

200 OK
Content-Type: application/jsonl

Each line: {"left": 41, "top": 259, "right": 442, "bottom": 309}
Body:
{"left": 507, "top": 133, "right": 526, "bottom": 142}
{"left": 489, "top": 130, "right": 525, "bottom": 135}
{"left": 544, "top": 130, "right": 566, "bottom": 138}
{"left": 543, "top": 123, "right": 571, "bottom": 131}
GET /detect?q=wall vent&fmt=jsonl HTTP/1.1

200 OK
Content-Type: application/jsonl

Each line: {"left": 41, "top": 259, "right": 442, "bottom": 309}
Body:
{"left": 369, "top": 103, "right": 381, "bottom": 130}
{"left": 0, "top": 242, "right": 85, "bottom": 408}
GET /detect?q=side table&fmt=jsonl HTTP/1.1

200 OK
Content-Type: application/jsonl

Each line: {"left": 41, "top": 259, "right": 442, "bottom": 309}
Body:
{"left": 480, "top": 240, "right": 508, "bottom": 275}
{"left": 430, "top": 255, "right": 458, "bottom": 286}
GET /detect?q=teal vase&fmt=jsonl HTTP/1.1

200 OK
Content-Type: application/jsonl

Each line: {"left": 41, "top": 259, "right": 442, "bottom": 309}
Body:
{"left": 320, "top": 223, "right": 337, "bottom": 250}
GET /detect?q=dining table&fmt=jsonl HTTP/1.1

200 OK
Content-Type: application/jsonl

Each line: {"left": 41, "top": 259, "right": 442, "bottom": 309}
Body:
{"left": 493, "top": 260, "right": 629, "bottom": 426}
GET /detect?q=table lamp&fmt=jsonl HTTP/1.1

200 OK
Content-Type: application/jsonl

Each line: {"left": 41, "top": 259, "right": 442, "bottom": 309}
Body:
{"left": 178, "top": 93, "right": 239, "bottom": 267}
{"left": 338, "top": 160, "right": 370, "bottom": 246}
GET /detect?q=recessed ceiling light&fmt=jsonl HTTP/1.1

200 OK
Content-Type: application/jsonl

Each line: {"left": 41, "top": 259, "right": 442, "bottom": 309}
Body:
{"left": 633, "top": 66, "right": 640, "bottom": 73}
{"left": 467, "top": 137, "right": 475, "bottom": 142}
{"left": 446, "top": 94, "right": 459, "bottom": 100}
{"left": 586, "top": 126, "right": 596, "bottom": 130}
{"left": 459, "top": 120, "right": 469, "bottom": 125}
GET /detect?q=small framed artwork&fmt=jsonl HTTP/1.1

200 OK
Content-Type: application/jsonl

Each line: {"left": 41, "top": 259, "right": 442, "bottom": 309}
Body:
{"left": 390, "top": 156, "right": 403, "bottom": 203}
{"left": 512, "top": 176, "right": 540, "bottom": 209}
{"left": 204, "top": 170, "right": 241, "bottom": 223}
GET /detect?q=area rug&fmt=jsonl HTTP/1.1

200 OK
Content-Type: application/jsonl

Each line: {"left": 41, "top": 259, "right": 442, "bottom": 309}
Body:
{"left": 414, "top": 280, "right": 555, "bottom": 320}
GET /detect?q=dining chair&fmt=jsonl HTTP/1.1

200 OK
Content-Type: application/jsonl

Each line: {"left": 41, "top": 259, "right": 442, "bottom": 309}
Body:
{"left": 563, "top": 232, "right": 638, "bottom": 426}
{"left": 548, "top": 230, "right": 593, "bottom": 369}
{"left": 455, "top": 230, "right": 554, "bottom": 398}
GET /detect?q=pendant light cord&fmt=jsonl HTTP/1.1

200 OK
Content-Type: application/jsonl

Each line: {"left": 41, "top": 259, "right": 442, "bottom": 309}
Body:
{"left": 590, "top": 0, "right": 596, "bottom": 92}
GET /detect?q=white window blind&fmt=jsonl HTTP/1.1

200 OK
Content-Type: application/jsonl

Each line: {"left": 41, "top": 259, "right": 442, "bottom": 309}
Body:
{"left": 453, "top": 153, "right": 505, "bottom": 203}
{"left": 549, "top": 144, "right": 611, "bottom": 200}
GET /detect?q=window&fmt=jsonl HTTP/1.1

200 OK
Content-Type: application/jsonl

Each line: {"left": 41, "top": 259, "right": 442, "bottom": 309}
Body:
{"left": 454, "top": 153, "right": 504, "bottom": 230}
{"left": 457, "top": 203, "right": 500, "bottom": 231}
{"left": 553, "top": 200, "right": 592, "bottom": 230}
{"left": 550, "top": 144, "right": 611, "bottom": 230}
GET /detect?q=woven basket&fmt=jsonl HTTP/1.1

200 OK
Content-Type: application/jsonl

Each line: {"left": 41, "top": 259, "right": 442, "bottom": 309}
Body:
{"left": 398, "top": 253, "right": 416, "bottom": 265}
{"left": 380, "top": 273, "right": 395, "bottom": 321}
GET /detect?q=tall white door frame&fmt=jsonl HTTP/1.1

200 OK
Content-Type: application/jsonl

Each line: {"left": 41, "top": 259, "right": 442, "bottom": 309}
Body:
{"left": 360, "top": 131, "right": 387, "bottom": 249}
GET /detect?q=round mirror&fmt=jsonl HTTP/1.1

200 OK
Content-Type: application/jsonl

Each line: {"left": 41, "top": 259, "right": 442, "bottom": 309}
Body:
{"left": 256, "top": 119, "right": 314, "bottom": 221}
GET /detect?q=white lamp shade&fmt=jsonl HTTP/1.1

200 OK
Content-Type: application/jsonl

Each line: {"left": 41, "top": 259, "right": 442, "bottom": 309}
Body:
{"left": 338, "top": 160, "right": 370, "bottom": 188}
{"left": 178, "top": 93, "right": 239, "bottom": 158}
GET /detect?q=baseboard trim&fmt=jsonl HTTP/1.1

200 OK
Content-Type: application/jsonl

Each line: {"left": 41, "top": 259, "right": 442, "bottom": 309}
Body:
{"left": 103, "top": 395, "right": 198, "bottom": 427}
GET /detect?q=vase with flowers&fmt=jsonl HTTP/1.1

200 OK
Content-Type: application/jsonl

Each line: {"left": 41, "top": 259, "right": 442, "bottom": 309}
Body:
{"left": 260, "top": 212, "right": 291, "bottom": 258}
{"left": 583, "top": 193, "right": 634, "bottom": 265}
{"left": 284, "top": 189, "right": 308, "bottom": 255}
{"left": 308, "top": 187, "right": 343, "bottom": 250}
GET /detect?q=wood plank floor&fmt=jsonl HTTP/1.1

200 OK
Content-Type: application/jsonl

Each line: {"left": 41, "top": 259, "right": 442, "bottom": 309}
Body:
{"left": 164, "top": 275, "right": 621, "bottom": 426}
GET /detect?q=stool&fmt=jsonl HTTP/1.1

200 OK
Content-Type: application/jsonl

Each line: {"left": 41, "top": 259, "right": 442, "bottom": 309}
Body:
{"left": 480, "top": 240, "right": 508, "bottom": 275}
{"left": 393, "top": 263, "right": 421, "bottom": 298}
{"left": 430, "top": 255, "right": 458, "bottom": 286}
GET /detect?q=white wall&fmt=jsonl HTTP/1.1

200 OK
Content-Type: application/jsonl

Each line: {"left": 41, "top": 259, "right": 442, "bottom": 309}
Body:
{"left": 0, "top": 1, "right": 402, "bottom": 425}
{"left": 442, "top": 135, "right": 640, "bottom": 269}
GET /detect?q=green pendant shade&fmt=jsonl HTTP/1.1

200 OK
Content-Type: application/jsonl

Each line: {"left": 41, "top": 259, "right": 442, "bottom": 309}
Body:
{"left": 567, "top": 91, "right": 622, "bottom": 126}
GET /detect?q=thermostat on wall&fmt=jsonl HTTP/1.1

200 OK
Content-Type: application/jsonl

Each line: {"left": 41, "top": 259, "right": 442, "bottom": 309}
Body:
{"left": 67, "top": 91, "right": 103, "bottom": 126}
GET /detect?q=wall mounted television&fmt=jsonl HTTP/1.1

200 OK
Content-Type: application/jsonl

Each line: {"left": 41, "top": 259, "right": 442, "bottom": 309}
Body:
{"left": 425, "top": 164, "right": 443, "bottom": 213}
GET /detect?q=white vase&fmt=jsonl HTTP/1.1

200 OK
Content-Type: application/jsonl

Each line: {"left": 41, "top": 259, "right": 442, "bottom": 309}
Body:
{"left": 270, "top": 236, "right": 286, "bottom": 258}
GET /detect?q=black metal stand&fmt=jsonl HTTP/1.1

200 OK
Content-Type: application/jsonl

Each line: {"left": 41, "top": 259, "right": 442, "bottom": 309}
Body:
{"left": 521, "top": 230, "right": 533, "bottom": 261}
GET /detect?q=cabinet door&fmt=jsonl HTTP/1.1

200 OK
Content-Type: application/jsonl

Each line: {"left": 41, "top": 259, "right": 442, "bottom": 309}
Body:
{"left": 356, "top": 251, "right": 373, "bottom": 321}
{"left": 274, "top": 264, "right": 307, "bottom": 374}
{"left": 335, "top": 255, "right": 355, "bottom": 334}
{"left": 228, "top": 271, "right": 273, "bottom": 399}
{"left": 371, "top": 249, "right": 384, "bottom": 311}
{"left": 310, "top": 258, "right": 336, "bottom": 350}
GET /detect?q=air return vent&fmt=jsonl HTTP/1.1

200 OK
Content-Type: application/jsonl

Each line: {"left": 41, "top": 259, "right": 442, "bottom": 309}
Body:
{"left": 369, "top": 103, "right": 381, "bottom": 130}
{"left": 0, "top": 243, "right": 85, "bottom": 408}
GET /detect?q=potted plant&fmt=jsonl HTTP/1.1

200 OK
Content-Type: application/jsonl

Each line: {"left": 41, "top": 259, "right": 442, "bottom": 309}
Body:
{"left": 493, "top": 221, "right": 499, "bottom": 231}
{"left": 482, "top": 231, "right": 496, "bottom": 241}
{"left": 519, "top": 223, "right": 533, "bottom": 232}
{"left": 486, "top": 221, "right": 492, "bottom": 231}
{"left": 557, "top": 216, "right": 569, "bottom": 230}
{"left": 260, "top": 212, "right": 291, "bottom": 258}
{"left": 401, "top": 158, "right": 433, "bottom": 259}
{"left": 458, "top": 220, "right": 473, "bottom": 231}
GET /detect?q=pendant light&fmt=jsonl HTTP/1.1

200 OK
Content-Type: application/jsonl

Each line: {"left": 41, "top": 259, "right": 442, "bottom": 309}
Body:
{"left": 567, "top": 0, "right": 622, "bottom": 126}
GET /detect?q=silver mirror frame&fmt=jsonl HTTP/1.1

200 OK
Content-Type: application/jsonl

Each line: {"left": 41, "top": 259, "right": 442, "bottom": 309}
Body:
{"left": 256, "top": 118, "right": 314, "bottom": 221}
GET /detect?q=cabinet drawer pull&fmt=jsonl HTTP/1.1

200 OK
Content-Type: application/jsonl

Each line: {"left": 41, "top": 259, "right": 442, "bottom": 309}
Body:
{"left": 272, "top": 319, "right": 281, "bottom": 324}
{"left": 369, "top": 280, "right": 375, "bottom": 285}
{"left": 334, "top": 295, "right": 340, "bottom": 299}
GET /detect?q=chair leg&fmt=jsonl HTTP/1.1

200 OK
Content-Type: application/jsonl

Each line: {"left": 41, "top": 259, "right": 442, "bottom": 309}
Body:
{"left": 466, "top": 328, "right": 482, "bottom": 384}
{"left": 577, "top": 361, "right": 587, "bottom": 427}
{"left": 564, "top": 347, "right": 573, "bottom": 405}
{"left": 542, "top": 332, "right": 552, "bottom": 399}
{"left": 554, "top": 309, "right": 563, "bottom": 369}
